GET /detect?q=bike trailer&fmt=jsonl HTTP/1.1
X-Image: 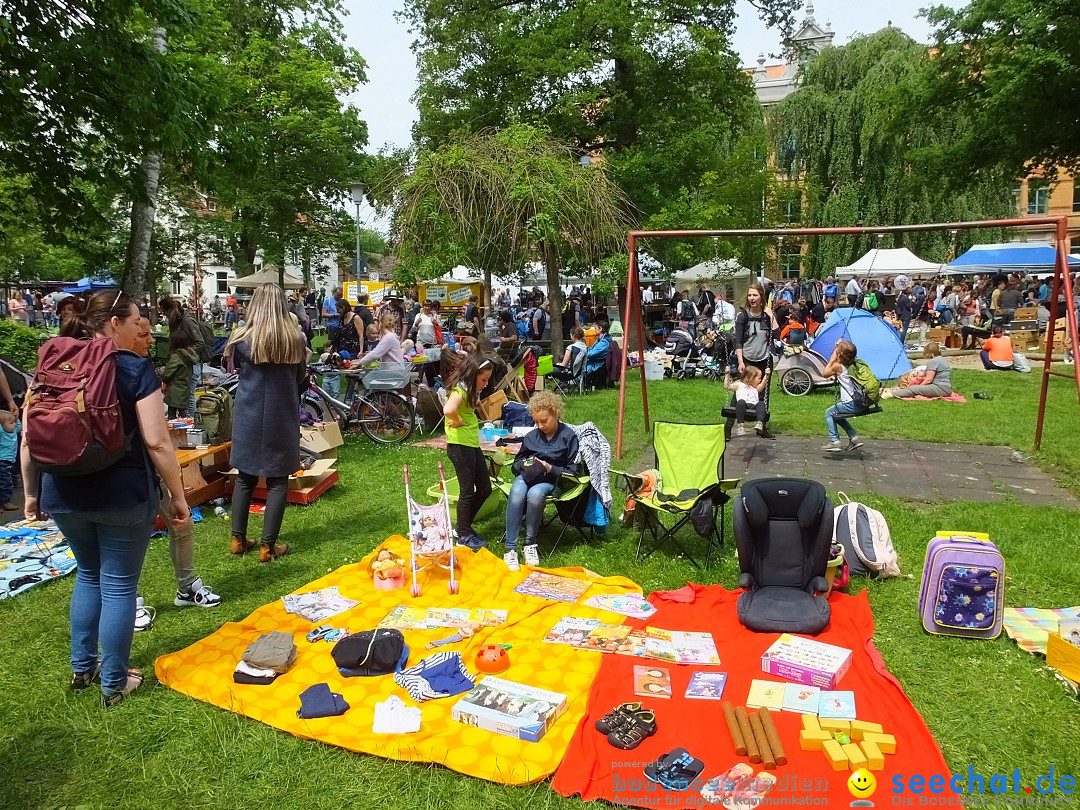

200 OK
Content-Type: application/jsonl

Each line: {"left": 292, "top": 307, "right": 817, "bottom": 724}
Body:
{"left": 918, "top": 531, "right": 1004, "bottom": 639}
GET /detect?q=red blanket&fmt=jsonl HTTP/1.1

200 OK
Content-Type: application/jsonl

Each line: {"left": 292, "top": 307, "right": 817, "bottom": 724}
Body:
{"left": 552, "top": 584, "right": 952, "bottom": 808}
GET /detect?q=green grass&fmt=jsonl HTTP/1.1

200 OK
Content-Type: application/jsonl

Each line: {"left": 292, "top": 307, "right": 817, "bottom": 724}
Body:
{"left": 1, "top": 369, "right": 1078, "bottom": 809}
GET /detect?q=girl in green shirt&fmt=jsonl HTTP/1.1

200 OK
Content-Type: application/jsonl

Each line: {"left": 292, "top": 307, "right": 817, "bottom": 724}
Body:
{"left": 443, "top": 354, "right": 494, "bottom": 550}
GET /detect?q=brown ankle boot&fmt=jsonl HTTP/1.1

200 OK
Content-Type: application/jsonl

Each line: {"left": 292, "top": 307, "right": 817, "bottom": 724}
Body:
{"left": 259, "top": 542, "right": 289, "bottom": 563}
{"left": 230, "top": 534, "right": 256, "bottom": 555}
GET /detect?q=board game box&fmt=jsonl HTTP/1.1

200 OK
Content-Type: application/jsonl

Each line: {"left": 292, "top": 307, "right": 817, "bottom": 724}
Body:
{"left": 452, "top": 676, "right": 568, "bottom": 742}
{"left": 761, "top": 633, "right": 852, "bottom": 690}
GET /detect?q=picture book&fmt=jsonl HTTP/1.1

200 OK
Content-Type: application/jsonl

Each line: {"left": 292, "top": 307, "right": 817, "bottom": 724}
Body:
{"left": 685, "top": 672, "right": 728, "bottom": 700}
{"left": 281, "top": 587, "right": 360, "bottom": 623}
{"left": 378, "top": 605, "right": 437, "bottom": 630}
{"left": 574, "top": 623, "right": 632, "bottom": 653}
{"left": 472, "top": 609, "right": 509, "bottom": 627}
{"left": 782, "top": 683, "right": 821, "bottom": 714}
{"left": 1059, "top": 618, "right": 1080, "bottom": 649}
{"left": 644, "top": 628, "right": 676, "bottom": 663}
{"left": 615, "top": 629, "right": 648, "bottom": 657}
{"left": 633, "top": 665, "right": 672, "bottom": 699}
{"left": 583, "top": 593, "right": 657, "bottom": 619}
{"left": 746, "top": 679, "right": 785, "bottom": 711}
{"left": 513, "top": 571, "right": 590, "bottom": 603}
{"left": 670, "top": 631, "right": 721, "bottom": 666}
{"left": 818, "top": 690, "right": 857, "bottom": 720}
{"left": 543, "top": 617, "right": 601, "bottom": 646}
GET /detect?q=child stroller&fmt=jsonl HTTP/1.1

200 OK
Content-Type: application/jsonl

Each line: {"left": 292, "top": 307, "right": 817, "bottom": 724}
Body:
{"left": 665, "top": 326, "right": 702, "bottom": 379}
{"left": 403, "top": 463, "right": 460, "bottom": 597}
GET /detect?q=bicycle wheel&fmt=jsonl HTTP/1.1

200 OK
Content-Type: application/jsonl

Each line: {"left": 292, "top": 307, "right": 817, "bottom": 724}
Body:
{"left": 301, "top": 396, "right": 331, "bottom": 425}
{"left": 358, "top": 391, "right": 416, "bottom": 445}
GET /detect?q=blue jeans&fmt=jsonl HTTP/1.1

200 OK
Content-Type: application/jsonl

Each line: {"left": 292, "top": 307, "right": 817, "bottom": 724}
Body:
{"left": 504, "top": 476, "right": 555, "bottom": 550}
{"left": 825, "top": 401, "right": 861, "bottom": 442}
{"left": 52, "top": 506, "right": 155, "bottom": 693}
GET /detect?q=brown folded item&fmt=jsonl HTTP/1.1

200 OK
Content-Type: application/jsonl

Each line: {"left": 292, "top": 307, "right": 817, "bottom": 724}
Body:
{"left": 242, "top": 631, "right": 298, "bottom": 674}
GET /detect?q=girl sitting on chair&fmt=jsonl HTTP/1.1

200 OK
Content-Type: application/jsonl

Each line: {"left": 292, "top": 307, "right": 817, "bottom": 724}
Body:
{"left": 503, "top": 391, "right": 579, "bottom": 572}
{"left": 821, "top": 339, "right": 865, "bottom": 454}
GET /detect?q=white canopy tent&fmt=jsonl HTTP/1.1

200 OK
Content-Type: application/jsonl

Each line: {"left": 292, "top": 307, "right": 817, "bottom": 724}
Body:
{"left": 674, "top": 258, "right": 753, "bottom": 303}
{"left": 230, "top": 266, "right": 305, "bottom": 289}
{"left": 835, "top": 248, "right": 945, "bottom": 279}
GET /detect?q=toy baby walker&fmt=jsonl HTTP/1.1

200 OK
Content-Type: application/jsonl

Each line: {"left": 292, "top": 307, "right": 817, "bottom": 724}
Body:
{"left": 403, "top": 462, "right": 460, "bottom": 597}
{"left": 370, "top": 547, "right": 406, "bottom": 591}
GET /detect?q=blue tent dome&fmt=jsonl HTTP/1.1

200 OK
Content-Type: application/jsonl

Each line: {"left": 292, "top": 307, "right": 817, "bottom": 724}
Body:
{"left": 810, "top": 308, "right": 912, "bottom": 381}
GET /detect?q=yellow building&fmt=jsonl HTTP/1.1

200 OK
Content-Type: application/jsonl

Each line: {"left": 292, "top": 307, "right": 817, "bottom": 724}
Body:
{"left": 1010, "top": 175, "right": 1080, "bottom": 252}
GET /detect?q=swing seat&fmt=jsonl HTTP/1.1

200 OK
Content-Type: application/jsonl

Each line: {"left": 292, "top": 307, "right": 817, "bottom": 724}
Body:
{"left": 848, "top": 404, "right": 883, "bottom": 417}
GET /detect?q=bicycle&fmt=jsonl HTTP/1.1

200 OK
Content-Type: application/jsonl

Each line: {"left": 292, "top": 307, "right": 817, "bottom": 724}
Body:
{"left": 303, "top": 363, "right": 417, "bottom": 445}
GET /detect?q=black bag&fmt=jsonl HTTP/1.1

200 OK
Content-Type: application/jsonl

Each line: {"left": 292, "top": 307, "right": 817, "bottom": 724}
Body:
{"left": 195, "top": 316, "right": 215, "bottom": 363}
{"left": 331, "top": 629, "right": 405, "bottom": 676}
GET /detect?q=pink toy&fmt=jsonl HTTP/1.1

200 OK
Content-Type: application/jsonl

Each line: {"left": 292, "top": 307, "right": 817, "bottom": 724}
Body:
{"left": 403, "top": 462, "right": 460, "bottom": 597}
{"left": 371, "top": 548, "right": 406, "bottom": 590}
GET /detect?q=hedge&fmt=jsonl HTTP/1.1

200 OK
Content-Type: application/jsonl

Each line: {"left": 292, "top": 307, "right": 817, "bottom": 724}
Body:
{"left": 0, "top": 318, "right": 47, "bottom": 370}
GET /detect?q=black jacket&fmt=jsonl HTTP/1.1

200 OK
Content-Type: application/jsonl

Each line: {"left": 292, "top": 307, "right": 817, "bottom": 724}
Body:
{"left": 512, "top": 423, "right": 580, "bottom": 483}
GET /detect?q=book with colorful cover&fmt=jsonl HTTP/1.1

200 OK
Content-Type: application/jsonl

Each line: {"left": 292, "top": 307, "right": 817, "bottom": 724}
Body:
{"left": 746, "top": 679, "right": 785, "bottom": 711}
{"left": 582, "top": 593, "right": 657, "bottom": 619}
{"left": 574, "top": 623, "right": 632, "bottom": 653}
{"left": 615, "top": 629, "right": 648, "bottom": 657}
{"left": 818, "top": 691, "right": 856, "bottom": 720}
{"left": 782, "top": 683, "right": 821, "bottom": 714}
{"left": 281, "top": 587, "right": 360, "bottom": 623}
{"left": 513, "top": 572, "right": 590, "bottom": 603}
{"left": 543, "top": 617, "right": 601, "bottom": 646}
{"left": 377, "top": 605, "right": 435, "bottom": 630}
{"left": 633, "top": 665, "right": 672, "bottom": 699}
{"left": 670, "top": 631, "right": 721, "bottom": 665}
{"left": 685, "top": 672, "right": 728, "bottom": 700}
{"left": 644, "top": 628, "right": 676, "bottom": 662}
{"left": 473, "top": 609, "right": 509, "bottom": 627}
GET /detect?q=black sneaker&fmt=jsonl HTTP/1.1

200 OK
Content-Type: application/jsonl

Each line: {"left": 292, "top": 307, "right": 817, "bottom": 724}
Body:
{"left": 756, "top": 425, "right": 776, "bottom": 439}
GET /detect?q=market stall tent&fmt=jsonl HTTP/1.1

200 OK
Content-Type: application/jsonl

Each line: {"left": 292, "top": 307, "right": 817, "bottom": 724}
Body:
{"left": 231, "top": 267, "right": 305, "bottom": 289}
{"left": 675, "top": 258, "right": 753, "bottom": 303}
{"left": 948, "top": 242, "right": 1080, "bottom": 272}
{"left": 835, "top": 248, "right": 944, "bottom": 279}
{"left": 63, "top": 276, "right": 118, "bottom": 293}
{"left": 810, "top": 307, "right": 912, "bottom": 380}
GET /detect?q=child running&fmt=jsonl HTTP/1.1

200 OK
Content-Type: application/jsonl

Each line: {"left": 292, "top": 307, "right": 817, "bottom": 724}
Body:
{"left": 724, "top": 366, "right": 770, "bottom": 436}
{"left": 821, "top": 339, "right": 865, "bottom": 453}
{"left": 443, "top": 354, "right": 495, "bottom": 550}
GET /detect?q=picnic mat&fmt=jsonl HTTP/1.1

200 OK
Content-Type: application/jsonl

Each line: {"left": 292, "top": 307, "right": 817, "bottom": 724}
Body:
{"left": 0, "top": 520, "right": 76, "bottom": 600}
{"left": 552, "top": 583, "right": 952, "bottom": 807}
{"left": 1004, "top": 606, "right": 1080, "bottom": 654}
{"left": 156, "top": 535, "right": 640, "bottom": 785}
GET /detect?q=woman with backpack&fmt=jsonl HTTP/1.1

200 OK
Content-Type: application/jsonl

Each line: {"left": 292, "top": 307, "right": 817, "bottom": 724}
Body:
{"left": 21, "top": 291, "right": 190, "bottom": 706}
{"left": 727, "top": 283, "right": 778, "bottom": 440}
{"left": 821, "top": 339, "right": 866, "bottom": 453}
{"left": 225, "top": 284, "right": 307, "bottom": 563}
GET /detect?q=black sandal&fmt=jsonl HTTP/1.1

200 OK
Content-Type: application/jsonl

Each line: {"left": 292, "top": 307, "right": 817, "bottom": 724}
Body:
{"left": 595, "top": 702, "right": 642, "bottom": 734}
{"left": 607, "top": 709, "right": 657, "bottom": 750}
{"left": 70, "top": 662, "right": 101, "bottom": 691}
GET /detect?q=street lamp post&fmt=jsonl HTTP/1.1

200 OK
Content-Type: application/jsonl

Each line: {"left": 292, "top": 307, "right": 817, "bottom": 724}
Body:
{"left": 350, "top": 182, "right": 365, "bottom": 283}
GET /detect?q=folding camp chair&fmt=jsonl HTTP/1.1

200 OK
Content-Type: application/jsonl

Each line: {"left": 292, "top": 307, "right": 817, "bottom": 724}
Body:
{"left": 629, "top": 422, "right": 740, "bottom": 569}
{"left": 414, "top": 385, "right": 446, "bottom": 436}
{"left": 489, "top": 456, "right": 594, "bottom": 557}
{"left": 550, "top": 344, "right": 588, "bottom": 396}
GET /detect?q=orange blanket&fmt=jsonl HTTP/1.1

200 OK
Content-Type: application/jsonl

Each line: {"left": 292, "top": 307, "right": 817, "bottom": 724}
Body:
{"left": 552, "top": 584, "right": 952, "bottom": 807}
{"left": 155, "top": 536, "right": 639, "bottom": 785}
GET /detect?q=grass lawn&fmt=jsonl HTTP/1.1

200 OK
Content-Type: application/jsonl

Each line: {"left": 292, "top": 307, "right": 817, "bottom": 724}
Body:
{"left": 1, "top": 367, "right": 1078, "bottom": 809}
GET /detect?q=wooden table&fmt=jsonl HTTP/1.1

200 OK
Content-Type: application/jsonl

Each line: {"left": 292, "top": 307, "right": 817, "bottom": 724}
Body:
{"left": 176, "top": 442, "right": 232, "bottom": 506}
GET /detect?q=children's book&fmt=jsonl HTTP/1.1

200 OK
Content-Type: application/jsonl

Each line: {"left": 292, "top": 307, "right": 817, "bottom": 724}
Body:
{"left": 473, "top": 609, "right": 509, "bottom": 627}
{"left": 583, "top": 593, "right": 657, "bottom": 619}
{"left": 818, "top": 690, "right": 857, "bottom": 720}
{"left": 670, "top": 631, "right": 721, "bottom": 665}
{"left": 633, "top": 665, "right": 672, "bottom": 699}
{"left": 378, "top": 605, "right": 436, "bottom": 630}
{"left": 543, "top": 617, "right": 601, "bottom": 646}
{"left": 513, "top": 572, "right": 590, "bottom": 603}
{"left": 782, "top": 683, "right": 821, "bottom": 714}
{"left": 281, "top": 587, "right": 360, "bottom": 623}
{"left": 614, "top": 629, "right": 648, "bottom": 657}
{"left": 574, "top": 623, "right": 632, "bottom": 653}
{"left": 746, "top": 679, "right": 785, "bottom": 711}
{"left": 644, "top": 627, "right": 676, "bottom": 663}
{"left": 685, "top": 672, "right": 728, "bottom": 700}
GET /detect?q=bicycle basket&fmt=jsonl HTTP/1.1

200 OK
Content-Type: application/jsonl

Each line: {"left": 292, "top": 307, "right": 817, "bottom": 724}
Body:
{"left": 362, "top": 363, "right": 413, "bottom": 390}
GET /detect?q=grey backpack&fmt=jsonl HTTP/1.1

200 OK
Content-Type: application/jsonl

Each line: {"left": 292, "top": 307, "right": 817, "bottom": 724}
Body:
{"left": 832, "top": 492, "right": 901, "bottom": 578}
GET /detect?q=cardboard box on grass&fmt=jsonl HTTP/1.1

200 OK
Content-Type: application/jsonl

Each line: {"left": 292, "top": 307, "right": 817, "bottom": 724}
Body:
{"left": 229, "top": 458, "right": 337, "bottom": 493}
{"left": 300, "top": 421, "right": 344, "bottom": 459}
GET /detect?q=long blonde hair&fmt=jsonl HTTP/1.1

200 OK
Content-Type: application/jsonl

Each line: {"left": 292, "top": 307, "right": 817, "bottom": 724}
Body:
{"left": 226, "top": 283, "right": 305, "bottom": 365}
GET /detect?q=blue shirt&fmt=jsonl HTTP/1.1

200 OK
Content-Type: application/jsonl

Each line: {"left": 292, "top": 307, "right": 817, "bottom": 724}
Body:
{"left": 323, "top": 295, "right": 339, "bottom": 328}
{"left": 1038, "top": 283, "right": 1050, "bottom": 303}
{"left": 0, "top": 417, "right": 20, "bottom": 463}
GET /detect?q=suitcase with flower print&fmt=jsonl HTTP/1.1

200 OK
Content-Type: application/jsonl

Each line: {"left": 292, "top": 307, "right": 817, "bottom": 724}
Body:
{"left": 918, "top": 532, "right": 1004, "bottom": 639}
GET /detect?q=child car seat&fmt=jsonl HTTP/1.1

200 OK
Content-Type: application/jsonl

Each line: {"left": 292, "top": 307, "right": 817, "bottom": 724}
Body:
{"left": 734, "top": 478, "right": 834, "bottom": 635}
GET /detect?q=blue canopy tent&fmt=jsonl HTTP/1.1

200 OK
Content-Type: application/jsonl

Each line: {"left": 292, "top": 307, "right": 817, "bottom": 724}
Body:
{"left": 63, "top": 276, "right": 118, "bottom": 294}
{"left": 948, "top": 243, "right": 1080, "bottom": 273}
{"left": 810, "top": 308, "right": 912, "bottom": 381}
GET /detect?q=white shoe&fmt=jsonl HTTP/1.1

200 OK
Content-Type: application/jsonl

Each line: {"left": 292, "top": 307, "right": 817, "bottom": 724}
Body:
{"left": 503, "top": 550, "right": 520, "bottom": 571}
{"left": 134, "top": 596, "right": 156, "bottom": 632}
{"left": 735, "top": 424, "right": 746, "bottom": 436}
{"left": 523, "top": 544, "right": 540, "bottom": 567}
{"left": 174, "top": 577, "right": 222, "bottom": 608}
{"left": 822, "top": 440, "right": 843, "bottom": 453}
{"left": 846, "top": 437, "right": 864, "bottom": 451}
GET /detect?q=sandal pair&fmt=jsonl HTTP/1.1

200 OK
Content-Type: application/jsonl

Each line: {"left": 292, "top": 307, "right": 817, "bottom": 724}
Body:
{"left": 597, "top": 702, "right": 657, "bottom": 750}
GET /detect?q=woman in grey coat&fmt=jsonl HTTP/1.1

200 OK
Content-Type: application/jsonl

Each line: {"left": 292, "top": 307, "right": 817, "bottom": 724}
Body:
{"left": 225, "top": 284, "right": 308, "bottom": 562}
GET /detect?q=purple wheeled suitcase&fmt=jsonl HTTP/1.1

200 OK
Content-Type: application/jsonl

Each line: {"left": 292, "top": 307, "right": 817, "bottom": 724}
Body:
{"left": 917, "top": 532, "right": 1004, "bottom": 639}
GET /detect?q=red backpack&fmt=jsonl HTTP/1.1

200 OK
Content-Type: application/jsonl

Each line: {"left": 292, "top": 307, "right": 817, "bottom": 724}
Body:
{"left": 25, "top": 336, "right": 127, "bottom": 475}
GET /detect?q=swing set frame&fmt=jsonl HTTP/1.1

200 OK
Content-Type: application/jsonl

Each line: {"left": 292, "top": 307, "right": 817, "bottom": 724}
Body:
{"left": 615, "top": 216, "right": 1080, "bottom": 458}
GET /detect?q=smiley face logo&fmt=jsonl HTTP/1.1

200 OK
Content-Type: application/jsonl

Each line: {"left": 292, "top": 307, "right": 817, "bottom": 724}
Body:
{"left": 848, "top": 768, "right": 877, "bottom": 801}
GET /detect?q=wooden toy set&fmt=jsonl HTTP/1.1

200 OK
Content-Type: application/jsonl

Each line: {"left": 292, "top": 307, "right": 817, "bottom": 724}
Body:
{"left": 799, "top": 714, "right": 896, "bottom": 771}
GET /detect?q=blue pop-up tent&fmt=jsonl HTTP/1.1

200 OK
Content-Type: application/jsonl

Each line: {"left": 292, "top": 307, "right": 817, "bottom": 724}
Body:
{"left": 62, "top": 276, "right": 118, "bottom": 294}
{"left": 948, "top": 243, "right": 1080, "bottom": 272}
{"left": 810, "top": 308, "right": 912, "bottom": 381}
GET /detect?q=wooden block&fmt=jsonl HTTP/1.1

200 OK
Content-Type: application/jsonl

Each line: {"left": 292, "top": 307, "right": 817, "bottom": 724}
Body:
{"left": 822, "top": 739, "right": 848, "bottom": 771}
{"left": 850, "top": 720, "right": 884, "bottom": 741}
{"left": 861, "top": 739, "right": 885, "bottom": 771}
{"left": 818, "top": 718, "right": 851, "bottom": 732}
{"left": 843, "top": 743, "right": 867, "bottom": 770}
{"left": 802, "top": 715, "right": 821, "bottom": 733}
{"left": 800, "top": 729, "right": 832, "bottom": 751}
{"left": 862, "top": 732, "right": 896, "bottom": 754}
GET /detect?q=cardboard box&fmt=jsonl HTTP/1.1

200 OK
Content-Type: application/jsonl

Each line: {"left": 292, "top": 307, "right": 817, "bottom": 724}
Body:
{"left": 452, "top": 675, "right": 567, "bottom": 742}
{"left": 230, "top": 458, "right": 339, "bottom": 504}
{"left": 1047, "top": 632, "right": 1080, "bottom": 684}
{"left": 1011, "top": 332, "right": 1036, "bottom": 352}
{"left": 476, "top": 390, "right": 508, "bottom": 422}
{"left": 300, "top": 421, "right": 344, "bottom": 459}
{"left": 761, "top": 634, "right": 852, "bottom": 690}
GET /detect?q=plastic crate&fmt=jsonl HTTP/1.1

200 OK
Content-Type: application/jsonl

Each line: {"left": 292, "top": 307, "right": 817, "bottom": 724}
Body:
{"left": 537, "top": 354, "right": 553, "bottom": 377}
{"left": 361, "top": 363, "right": 413, "bottom": 390}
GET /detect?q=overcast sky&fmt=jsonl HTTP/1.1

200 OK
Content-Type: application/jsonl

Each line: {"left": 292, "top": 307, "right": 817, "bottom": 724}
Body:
{"left": 344, "top": 0, "right": 959, "bottom": 156}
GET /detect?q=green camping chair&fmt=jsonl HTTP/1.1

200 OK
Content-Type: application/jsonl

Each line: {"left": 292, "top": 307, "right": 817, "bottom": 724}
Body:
{"left": 628, "top": 421, "right": 739, "bottom": 568}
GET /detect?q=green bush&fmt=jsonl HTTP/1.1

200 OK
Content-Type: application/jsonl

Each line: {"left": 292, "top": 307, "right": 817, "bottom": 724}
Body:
{"left": 0, "top": 317, "right": 47, "bottom": 370}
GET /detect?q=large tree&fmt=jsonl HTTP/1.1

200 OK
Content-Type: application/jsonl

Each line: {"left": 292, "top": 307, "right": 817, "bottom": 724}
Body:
{"left": 924, "top": 0, "right": 1080, "bottom": 178}
{"left": 770, "top": 28, "right": 1015, "bottom": 277}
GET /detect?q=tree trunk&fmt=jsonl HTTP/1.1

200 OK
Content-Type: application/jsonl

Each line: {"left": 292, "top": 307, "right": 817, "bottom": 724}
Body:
{"left": 122, "top": 25, "right": 167, "bottom": 297}
{"left": 542, "top": 242, "right": 564, "bottom": 359}
{"left": 483, "top": 266, "right": 492, "bottom": 312}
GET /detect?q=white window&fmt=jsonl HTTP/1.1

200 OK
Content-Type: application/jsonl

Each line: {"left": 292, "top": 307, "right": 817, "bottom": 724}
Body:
{"left": 216, "top": 272, "right": 229, "bottom": 294}
{"left": 172, "top": 278, "right": 183, "bottom": 295}
{"left": 206, "top": 194, "right": 217, "bottom": 212}
{"left": 780, "top": 249, "right": 802, "bottom": 279}
{"left": 1028, "top": 181, "right": 1050, "bottom": 215}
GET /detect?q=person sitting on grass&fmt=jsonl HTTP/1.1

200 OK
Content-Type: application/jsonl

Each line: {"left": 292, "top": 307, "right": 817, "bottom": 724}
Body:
{"left": 980, "top": 326, "right": 1015, "bottom": 371}
{"left": 821, "top": 339, "right": 865, "bottom": 453}
{"left": 882, "top": 342, "right": 952, "bottom": 399}
{"left": 724, "top": 365, "right": 770, "bottom": 436}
